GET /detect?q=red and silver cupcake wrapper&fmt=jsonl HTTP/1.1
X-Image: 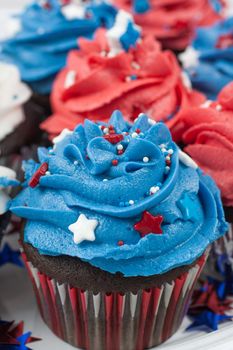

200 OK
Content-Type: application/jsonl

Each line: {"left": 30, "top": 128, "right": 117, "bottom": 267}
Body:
{"left": 21, "top": 252, "right": 208, "bottom": 350}
{"left": 213, "top": 223, "right": 233, "bottom": 257}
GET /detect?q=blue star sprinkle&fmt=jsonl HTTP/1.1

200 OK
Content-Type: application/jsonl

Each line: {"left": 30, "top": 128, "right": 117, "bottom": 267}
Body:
{"left": 177, "top": 192, "right": 199, "bottom": 222}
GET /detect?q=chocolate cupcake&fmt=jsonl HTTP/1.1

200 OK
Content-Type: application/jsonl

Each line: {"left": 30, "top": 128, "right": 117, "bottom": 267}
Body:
{"left": 11, "top": 111, "right": 226, "bottom": 349}
{"left": 112, "top": 0, "right": 222, "bottom": 51}
{"left": 172, "top": 82, "right": 233, "bottom": 256}
{"left": 41, "top": 10, "right": 204, "bottom": 140}
{"left": 0, "top": 0, "right": 118, "bottom": 114}
{"left": 0, "top": 62, "right": 50, "bottom": 158}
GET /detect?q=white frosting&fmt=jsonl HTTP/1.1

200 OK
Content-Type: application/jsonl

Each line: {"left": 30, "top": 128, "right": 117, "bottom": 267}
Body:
{"left": 0, "top": 166, "right": 17, "bottom": 215}
{"left": 106, "top": 10, "right": 141, "bottom": 57}
{"left": 0, "top": 63, "right": 31, "bottom": 142}
{"left": 69, "top": 214, "right": 98, "bottom": 244}
{"left": 179, "top": 46, "right": 199, "bottom": 69}
{"left": 0, "top": 11, "right": 21, "bottom": 41}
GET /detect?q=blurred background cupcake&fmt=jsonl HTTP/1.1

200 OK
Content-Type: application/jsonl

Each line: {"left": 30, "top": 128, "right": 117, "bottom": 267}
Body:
{"left": 111, "top": 0, "right": 223, "bottom": 51}
{"left": 172, "top": 82, "right": 233, "bottom": 258}
{"left": 11, "top": 111, "right": 226, "bottom": 349}
{"left": 41, "top": 10, "right": 205, "bottom": 139}
{"left": 180, "top": 17, "right": 233, "bottom": 100}
{"left": 0, "top": 0, "right": 118, "bottom": 114}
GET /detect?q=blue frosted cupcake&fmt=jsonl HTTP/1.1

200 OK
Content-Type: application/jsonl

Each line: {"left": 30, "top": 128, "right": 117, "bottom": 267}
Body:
{"left": 0, "top": 0, "right": 117, "bottom": 104}
{"left": 11, "top": 111, "right": 227, "bottom": 349}
{"left": 180, "top": 17, "right": 233, "bottom": 100}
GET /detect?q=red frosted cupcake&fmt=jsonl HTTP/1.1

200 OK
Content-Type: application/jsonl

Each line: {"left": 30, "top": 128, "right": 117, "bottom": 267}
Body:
{"left": 112, "top": 0, "right": 222, "bottom": 51}
{"left": 174, "top": 82, "right": 233, "bottom": 254}
{"left": 41, "top": 12, "right": 204, "bottom": 139}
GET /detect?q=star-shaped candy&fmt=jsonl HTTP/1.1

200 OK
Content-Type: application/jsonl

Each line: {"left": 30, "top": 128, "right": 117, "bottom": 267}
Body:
{"left": 134, "top": 211, "right": 163, "bottom": 238}
{"left": 179, "top": 46, "right": 199, "bottom": 69}
{"left": 177, "top": 192, "right": 199, "bottom": 222}
{"left": 68, "top": 214, "right": 98, "bottom": 244}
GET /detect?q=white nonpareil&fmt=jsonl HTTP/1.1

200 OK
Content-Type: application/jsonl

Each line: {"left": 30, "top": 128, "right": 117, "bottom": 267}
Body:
{"left": 106, "top": 10, "right": 141, "bottom": 57}
{"left": 52, "top": 128, "right": 72, "bottom": 145}
{"left": 68, "top": 214, "right": 98, "bottom": 244}
{"left": 0, "top": 63, "right": 31, "bottom": 142}
{"left": 178, "top": 150, "right": 198, "bottom": 169}
{"left": 179, "top": 46, "right": 199, "bottom": 69}
{"left": 0, "top": 166, "right": 17, "bottom": 215}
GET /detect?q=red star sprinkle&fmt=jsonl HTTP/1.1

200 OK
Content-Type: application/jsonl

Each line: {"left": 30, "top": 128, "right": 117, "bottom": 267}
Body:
{"left": 104, "top": 134, "right": 124, "bottom": 144}
{"left": 29, "top": 162, "right": 48, "bottom": 188}
{"left": 134, "top": 211, "right": 163, "bottom": 238}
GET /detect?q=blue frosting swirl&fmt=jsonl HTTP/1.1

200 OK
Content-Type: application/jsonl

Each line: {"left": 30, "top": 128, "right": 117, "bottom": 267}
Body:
{"left": 182, "top": 17, "right": 233, "bottom": 100}
{"left": 0, "top": 0, "right": 117, "bottom": 94}
{"left": 10, "top": 111, "right": 227, "bottom": 277}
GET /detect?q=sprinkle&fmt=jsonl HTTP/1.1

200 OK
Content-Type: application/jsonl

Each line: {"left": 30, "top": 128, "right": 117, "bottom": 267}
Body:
{"left": 112, "top": 159, "right": 118, "bottom": 166}
{"left": 168, "top": 149, "right": 174, "bottom": 155}
{"left": 117, "top": 144, "right": 123, "bottom": 151}
{"left": 216, "top": 104, "right": 222, "bottom": 111}
{"left": 125, "top": 76, "right": 131, "bottom": 82}
{"left": 150, "top": 186, "right": 159, "bottom": 194}
{"left": 143, "top": 157, "right": 149, "bottom": 163}
{"left": 148, "top": 118, "right": 156, "bottom": 125}
{"left": 136, "top": 128, "right": 141, "bottom": 134}
{"left": 45, "top": 171, "right": 51, "bottom": 176}
{"left": 100, "top": 50, "right": 107, "bottom": 57}
{"left": 118, "top": 240, "right": 124, "bottom": 246}
{"left": 104, "top": 134, "right": 123, "bottom": 144}
{"left": 165, "top": 156, "right": 170, "bottom": 160}
{"left": 103, "top": 179, "right": 108, "bottom": 182}
{"left": 165, "top": 166, "right": 170, "bottom": 174}
{"left": 159, "top": 144, "right": 165, "bottom": 148}
{"left": 103, "top": 127, "right": 109, "bottom": 134}
{"left": 74, "top": 160, "right": 79, "bottom": 165}
{"left": 131, "top": 61, "right": 140, "bottom": 70}
{"left": 131, "top": 132, "right": 138, "bottom": 138}
{"left": 118, "top": 150, "right": 124, "bottom": 155}
{"left": 161, "top": 148, "right": 167, "bottom": 153}
{"left": 166, "top": 159, "right": 171, "bottom": 166}
{"left": 129, "top": 200, "right": 135, "bottom": 205}
{"left": 29, "top": 162, "right": 48, "bottom": 188}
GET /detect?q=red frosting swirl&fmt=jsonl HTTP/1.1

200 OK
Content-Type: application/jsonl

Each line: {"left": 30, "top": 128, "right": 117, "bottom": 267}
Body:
{"left": 178, "top": 82, "right": 233, "bottom": 207}
{"left": 113, "top": 0, "right": 222, "bottom": 50}
{"left": 42, "top": 30, "right": 204, "bottom": 139}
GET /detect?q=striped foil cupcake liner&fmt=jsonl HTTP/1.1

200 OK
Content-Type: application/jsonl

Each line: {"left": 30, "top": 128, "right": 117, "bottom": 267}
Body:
{"left": 21, "top": 251, "right": 208, "bottom": 350}
{"left": 213, "top": 223, "right": 233, "bottom": 257}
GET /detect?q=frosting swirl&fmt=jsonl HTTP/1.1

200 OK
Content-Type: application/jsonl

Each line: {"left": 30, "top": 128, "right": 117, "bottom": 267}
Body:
{"left": 180, "top": 17, "right": 233, "bottom": 99}
{"left": 175, "top": 82, "right": 233, "bottom": 208}
{"left": 0, "top": 0, "right": 117, "bottom": 95}
{"left": 113, "top": 0, "right": 222, "bottom": 50}
{"left": 10, "top": 111, "right": 227, "bottom": 277}
{"left": 0, "top": 63, "right": 31, "bottom": 142}
{"left": 0, "top": 166, "right": 19, "bottom": 215}
{"left": 41, "top": 29, "right": 204, "bottom": 139}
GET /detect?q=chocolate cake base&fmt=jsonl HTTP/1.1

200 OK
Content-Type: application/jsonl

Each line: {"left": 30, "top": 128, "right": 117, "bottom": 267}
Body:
{"left": 22, "top": 237, "right": 201, "bottom": 294}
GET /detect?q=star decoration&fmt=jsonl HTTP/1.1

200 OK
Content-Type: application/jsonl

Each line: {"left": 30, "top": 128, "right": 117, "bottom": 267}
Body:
{"left": 68, "top": 214, "right": 98, "bottom": 244}
{"left": 187, "top": 311, "right": 232, "bottom": 331}
{"left": 177, "top": 192, "right": 199, "bottom": 222}
{"left": 52, "top": 128, "right": 72, "bottom": 145}
{"left": 0, "top": 244, "right": 24, "bottom": 268}
{"left": 0, "top": 320, "right": 40, "bottom": 349}
{"left": 134, "top": 211, "right": 163, "bottom": 238}
{"left": 179, "top": 46, "right": 199, "bottom": 69}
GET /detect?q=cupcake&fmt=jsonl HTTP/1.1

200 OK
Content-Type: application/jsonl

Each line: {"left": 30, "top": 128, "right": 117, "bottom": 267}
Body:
{"left": 41, "top": 10, "right": 204, "bottom": 140}
{"left": 0, "top": 0, "right": 118, "bottom": 111}
{"left": 0, "top": 62, "right": 38, "bottom": 157}
{"left": 173, "top": 82, "right": 233, "bottom": 256}
{"left": 112, "top": 0, "right": 222, "bottom": 51}
{"left": 11, "top": 111, "right": 226, "bottom": 349}
{"left": 0, "top": 166, "right": 19, "bottom": 245}
{"left": 180, "top": 17, "right": 233, "bottom": 100}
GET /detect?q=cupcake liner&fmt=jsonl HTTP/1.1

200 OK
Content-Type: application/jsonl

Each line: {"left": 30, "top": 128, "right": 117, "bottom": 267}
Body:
{"left": 213, "top": 223, "right": 233, "bottom": 257}
{"left": 21, "top": 251, "right": 208, "bottom": 350}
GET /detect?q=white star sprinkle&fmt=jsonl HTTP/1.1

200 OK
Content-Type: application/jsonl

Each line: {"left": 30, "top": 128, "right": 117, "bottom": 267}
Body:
{"left": 53, "top": 128, "right": 72, "bottom": 145}
{"left": 179, "top": 46, "right": 199, "bottom": 69}
{"left": 68, "top": 214, "right": 98, "bottom": 244}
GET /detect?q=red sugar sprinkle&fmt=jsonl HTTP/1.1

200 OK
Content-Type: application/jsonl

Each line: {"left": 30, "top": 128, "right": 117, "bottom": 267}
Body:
{"left": 118, "top": 150, "right": 124, "bottom": 155}
{"left": 136, "top": 128, "right": 141, "bottom": 134}
{"left": 112, "top": 159, "right": 118, "bottom": 166}
{"left": 166, "top": 159, "right": 171, "bottom": 166}
{"left": 118, "top": 240, "right": 124, "bottom": 246}
{"left": 29, "top": 162, "right": 48, "bottom": 188}
{"left": 104, "top": 134, "right": 124, "bottom": 144}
